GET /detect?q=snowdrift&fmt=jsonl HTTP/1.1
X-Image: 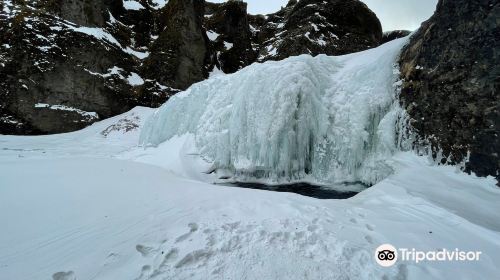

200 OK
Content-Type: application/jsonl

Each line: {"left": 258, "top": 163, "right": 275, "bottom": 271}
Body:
{"left": 140, "top": 38, "right": 410, "bottom": 185}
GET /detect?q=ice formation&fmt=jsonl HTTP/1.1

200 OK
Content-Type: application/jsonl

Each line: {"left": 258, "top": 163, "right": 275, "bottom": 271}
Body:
{"left": 140, "top": 38, "right": 410, "bottom": 185}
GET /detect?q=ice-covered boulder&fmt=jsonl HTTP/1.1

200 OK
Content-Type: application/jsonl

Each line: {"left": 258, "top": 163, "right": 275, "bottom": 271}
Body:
{"left": 140, "top": 38, "right": 410, "bottom": 185}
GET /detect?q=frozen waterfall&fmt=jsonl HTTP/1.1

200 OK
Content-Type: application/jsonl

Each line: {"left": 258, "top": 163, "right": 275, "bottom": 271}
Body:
{"left": 140, "top": 38, "right": 410, "bottom": 185}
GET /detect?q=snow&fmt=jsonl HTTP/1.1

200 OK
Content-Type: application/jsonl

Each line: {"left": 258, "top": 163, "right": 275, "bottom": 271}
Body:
{"left": 0, "top": 107, "right": 151, "bottom": 159}
{"left": 0, "top": 107, "right": 499, "bottom": 280}
{"left": 206, "top": 30, "right": 220, "bottom": 41}
{"left": 34, "top": 103, "right": 99, "bottom": 119}
{"left": 2, "top": 0, "right": 12, "bottom": 14}
{"left": 151, "top": 0, "right": 169, "bottom": 10}
{"left": 123, "top": 0, "right": 145, "bottom": 11}
{"left": 224, "top": 41, "right": 234, "bottom": 49}
{"left": 266, "top": 44, "right": 278, "bottom": 56}
{"left": 66, "top": 25, "right": 121, "bottom": 46}
{"left": 124, "top": 46, "right": 150, "bottom": 59}
{"left": 140, "top": 38, "right": 410, "bottom": 186}
{"left": 209, "top": 66, "right": 225, "bottom": 78}
{"left": 108, "top": 11, "right": 117, "bottom": 24}
{"left": 249, "top": 24, "right": 259, "bottom": 34}
{"left": 126, "top": 72, "right": 145, "bottom": 86}
{"left": 107, "top": 66, "right": 122, "bottom": 76}
{"left": 85, "top": 67, "right": 145, "bottom": 86}
{"left": 63, "top": 23, "right": 149, "bottom": 59}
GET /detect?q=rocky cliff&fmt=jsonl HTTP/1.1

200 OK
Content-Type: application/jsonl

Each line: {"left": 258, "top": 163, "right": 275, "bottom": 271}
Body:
{"left": 0, "top": 0, "right": 164, "bottom": 134}
{"left": 399, "top": 0, "right": 499, "bottom": 180}
{"left": 250, "top": 0, "right": 382, "bottom": 62}
{"left": 0, "top": 0, "right": 383, "bottom": 134}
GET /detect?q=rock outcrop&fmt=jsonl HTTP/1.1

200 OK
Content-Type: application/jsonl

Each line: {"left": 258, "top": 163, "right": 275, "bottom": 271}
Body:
{"left": 381, "top": 30, "right": 411, "bottom": 44}
{"left": 2, "top": 2, "right": 123, "bottom": 133}
{"left": 399, "top": 0, "right": 499, "bottom": 180}
{"left": 142, "top": 0, "right": 210, "bottom": 90}
{"left": 204, "top": 1, "right": 257, "bottom": 73}
{"left": 44, "top": 0, "right": 124, "bottom": 27}
{"left": 250, "top": 0, "right": 382, "bottom": 61}
{"left": 0, "top": 0, "right": 169, "bottom": 134}
{"left": 203, "top": 0, "right": 383, "bottom": 72}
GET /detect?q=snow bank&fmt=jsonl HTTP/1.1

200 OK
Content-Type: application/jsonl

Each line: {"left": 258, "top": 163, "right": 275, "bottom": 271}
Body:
{"left": 140, "top": 38, "right": 410, "bottom": 185}
{"left": 140, "top": 38, "right": 409, "bottom": 185}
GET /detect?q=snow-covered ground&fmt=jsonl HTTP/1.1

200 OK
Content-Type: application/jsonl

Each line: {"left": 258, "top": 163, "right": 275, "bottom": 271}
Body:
{"left": 1, "top": 39, "right": 499, "bottom": 280}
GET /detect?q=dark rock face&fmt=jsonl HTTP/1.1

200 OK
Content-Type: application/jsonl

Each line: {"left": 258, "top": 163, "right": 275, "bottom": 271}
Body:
{"left": 0, "top": 1, "right": 147, "bottom": 134}
{"left": 44, "top": 0, "right": 124, "bottom": 27}
{"left": 203, "top": 0, "right": 383, "bottom": 72}
{"left": 0, "top": 0, "right": 173, "bottom": 134}
{"left": 381, "top": 30, "right": 411, "bottom": 44}
{"left": 204, "top": 1, "right": 257, "bottom": 73}
{"left": 252, "top": 0, "right": 382, "bottom": 61}
{"left": 143, "top": 0, "right": 210, "bottom": 90}
{"left": 1, "top": 0, "right": 383, "bottom": 134}
{"left": 399, "top": 0, "right": 499, "bottom": 180}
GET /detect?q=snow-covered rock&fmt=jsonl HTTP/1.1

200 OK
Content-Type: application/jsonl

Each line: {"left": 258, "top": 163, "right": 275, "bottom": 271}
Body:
{"left": 250, "top": 0, "right": 383, "bottom": 62}
{"left": 140, "top": 38, "right": 410, "bottom": 185}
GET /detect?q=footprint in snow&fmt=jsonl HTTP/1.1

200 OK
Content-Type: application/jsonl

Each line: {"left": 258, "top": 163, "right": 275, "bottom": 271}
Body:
{"left": 134, "top": 265, "right": 151, "bottom": 280}
{"left": 175, "top": 223, "right": 199, "bottom": 243}
{"left": 103, "top": 252, "right": 119, "bottom": 266}
{"left": 136, "top": 244, "right": 156, "bottom": 258}
{"left": 52, "top": 271, "right": 76, "bottom": 280}
{"left": 365, "top": 224, "right": 375, "bottom": 231}
{"left": 365, "top": 235, "right": 374, "bottom": 244}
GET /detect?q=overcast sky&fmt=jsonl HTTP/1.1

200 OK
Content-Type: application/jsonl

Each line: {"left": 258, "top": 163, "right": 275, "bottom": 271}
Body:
{"left": 210, "top": 0, "right": 438, "bottom": 31}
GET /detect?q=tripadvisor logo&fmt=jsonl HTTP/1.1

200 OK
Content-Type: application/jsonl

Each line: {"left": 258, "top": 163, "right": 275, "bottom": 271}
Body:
{"left": 375, "top": 244, "right": 482, "bottom": 267}
{"left": 375, "top": 244, "right": 397, "bottom": 267}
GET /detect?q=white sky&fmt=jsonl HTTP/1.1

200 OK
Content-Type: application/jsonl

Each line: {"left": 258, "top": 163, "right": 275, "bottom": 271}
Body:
{"left": 210, "top": 0, "right": 438, "bottom": 31}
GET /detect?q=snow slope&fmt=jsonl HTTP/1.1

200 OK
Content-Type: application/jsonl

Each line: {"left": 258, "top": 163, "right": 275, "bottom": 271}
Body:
{"left": 140, "top": 38, "right": 409, "bottom": 186}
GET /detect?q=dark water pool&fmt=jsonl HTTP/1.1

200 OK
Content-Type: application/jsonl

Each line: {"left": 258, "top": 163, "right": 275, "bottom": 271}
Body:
{"left": 221, "top": 182, "right": 368, "bottom": 199}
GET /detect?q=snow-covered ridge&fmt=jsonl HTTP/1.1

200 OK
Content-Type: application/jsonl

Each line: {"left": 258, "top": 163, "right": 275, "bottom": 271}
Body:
{"left": 140, "top": 38, "right": 411, "bottom": 185}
